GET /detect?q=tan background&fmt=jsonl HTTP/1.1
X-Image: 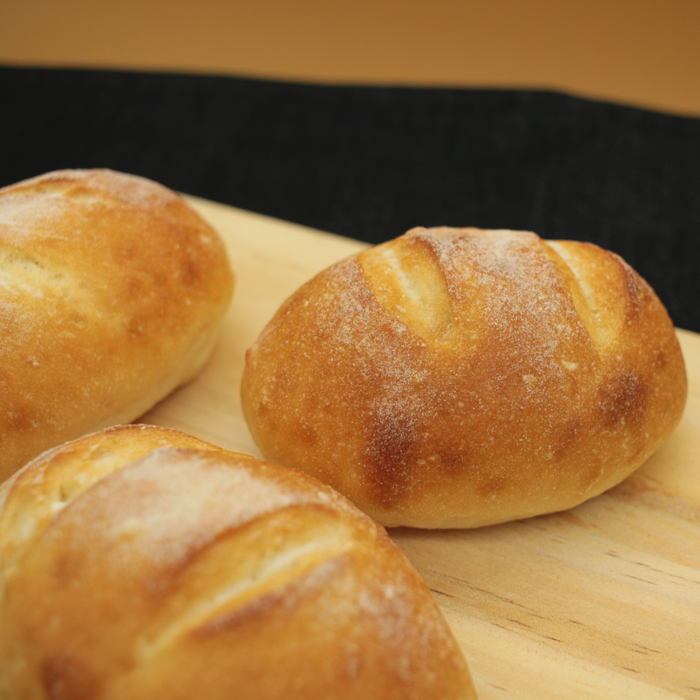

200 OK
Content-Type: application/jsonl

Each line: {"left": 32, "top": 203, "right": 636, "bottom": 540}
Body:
{"left": 1, "top": 0, "right": 699, "bottom": 117}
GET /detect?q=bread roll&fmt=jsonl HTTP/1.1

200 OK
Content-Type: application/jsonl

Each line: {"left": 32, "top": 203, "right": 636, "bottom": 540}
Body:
{"left": 241, "top": 227, "right": 687, "bottom": 528}
{"left": 0, "top": 169, "right": 234, "bottom": 482}
{"left": 0, "top": 424, "right": 476, "bottom": 700}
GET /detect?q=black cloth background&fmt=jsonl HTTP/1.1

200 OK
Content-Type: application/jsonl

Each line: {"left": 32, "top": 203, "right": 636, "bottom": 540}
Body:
{"left": 2, "top": 66, "right": 699, "bottom": 332}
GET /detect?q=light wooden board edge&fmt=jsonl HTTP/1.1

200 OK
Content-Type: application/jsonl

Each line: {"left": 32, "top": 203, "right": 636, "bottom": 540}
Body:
{"left": 140, "top": 195, "right": 700, "bottom": 700}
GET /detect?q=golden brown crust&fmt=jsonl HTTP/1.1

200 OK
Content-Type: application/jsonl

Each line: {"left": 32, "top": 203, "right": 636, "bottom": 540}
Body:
{"left": 0, "top": 170, "right": 234, "bottom": 482}
{"left": 241, "top": 227, "right": 687, "bottom": 528}
{"left": 0, "top": 425, "right": 475, "bottom": 700}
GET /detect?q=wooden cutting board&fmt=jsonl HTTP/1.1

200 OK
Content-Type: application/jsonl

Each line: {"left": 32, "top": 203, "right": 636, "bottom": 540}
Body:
{"left": 142, "top": 195, "right": 700, "bottom": 700}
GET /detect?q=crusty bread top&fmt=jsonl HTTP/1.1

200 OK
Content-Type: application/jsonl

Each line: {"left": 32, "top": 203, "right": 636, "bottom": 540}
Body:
{"left": 0, "top": 425, "right": 475, "bottom": 700}
{"left": 242, "top": 227, "right": 687, "bottom": 528}
{"left": 0, "top": 170, "right": 234, "bottom": 481}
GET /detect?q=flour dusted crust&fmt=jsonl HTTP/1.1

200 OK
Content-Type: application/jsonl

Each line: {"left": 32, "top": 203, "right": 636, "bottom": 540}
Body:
{"left": 241, "top": 227, "right": 687, "bottom": 528}
{"left": 0, "top": 169, "right": 234, "bottom": 482}
{"left": 0, "top": 425, "right": 475, "bottom": 700}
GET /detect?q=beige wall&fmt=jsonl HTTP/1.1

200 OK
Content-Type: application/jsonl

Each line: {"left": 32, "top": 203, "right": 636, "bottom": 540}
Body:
{"left": 2, "top": 0, "right": 699, "bottom": 116}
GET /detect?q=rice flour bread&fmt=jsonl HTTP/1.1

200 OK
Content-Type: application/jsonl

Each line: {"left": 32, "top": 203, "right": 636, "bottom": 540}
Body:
{"left": 0, "top": 424, "right": 476, "bottom": 700}
{"left": 241, "top": 227, "right": 687, "bottom": 528}
{"left": 0, "top": 169, "right": 234, "bottom": 483}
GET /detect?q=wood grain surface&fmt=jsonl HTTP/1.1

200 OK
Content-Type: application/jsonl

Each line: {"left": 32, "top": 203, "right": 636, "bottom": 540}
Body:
{"left": 3, "top": 0, "right": 700, "bottom": 117}
{"left": 142, "top": 195, "right": 700, "bottom": 699}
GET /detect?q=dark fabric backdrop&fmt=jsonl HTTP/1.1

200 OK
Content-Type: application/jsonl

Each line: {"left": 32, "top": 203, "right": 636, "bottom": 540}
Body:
{"left": 1, "top": 66, "right": 698, "bottom": 332}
